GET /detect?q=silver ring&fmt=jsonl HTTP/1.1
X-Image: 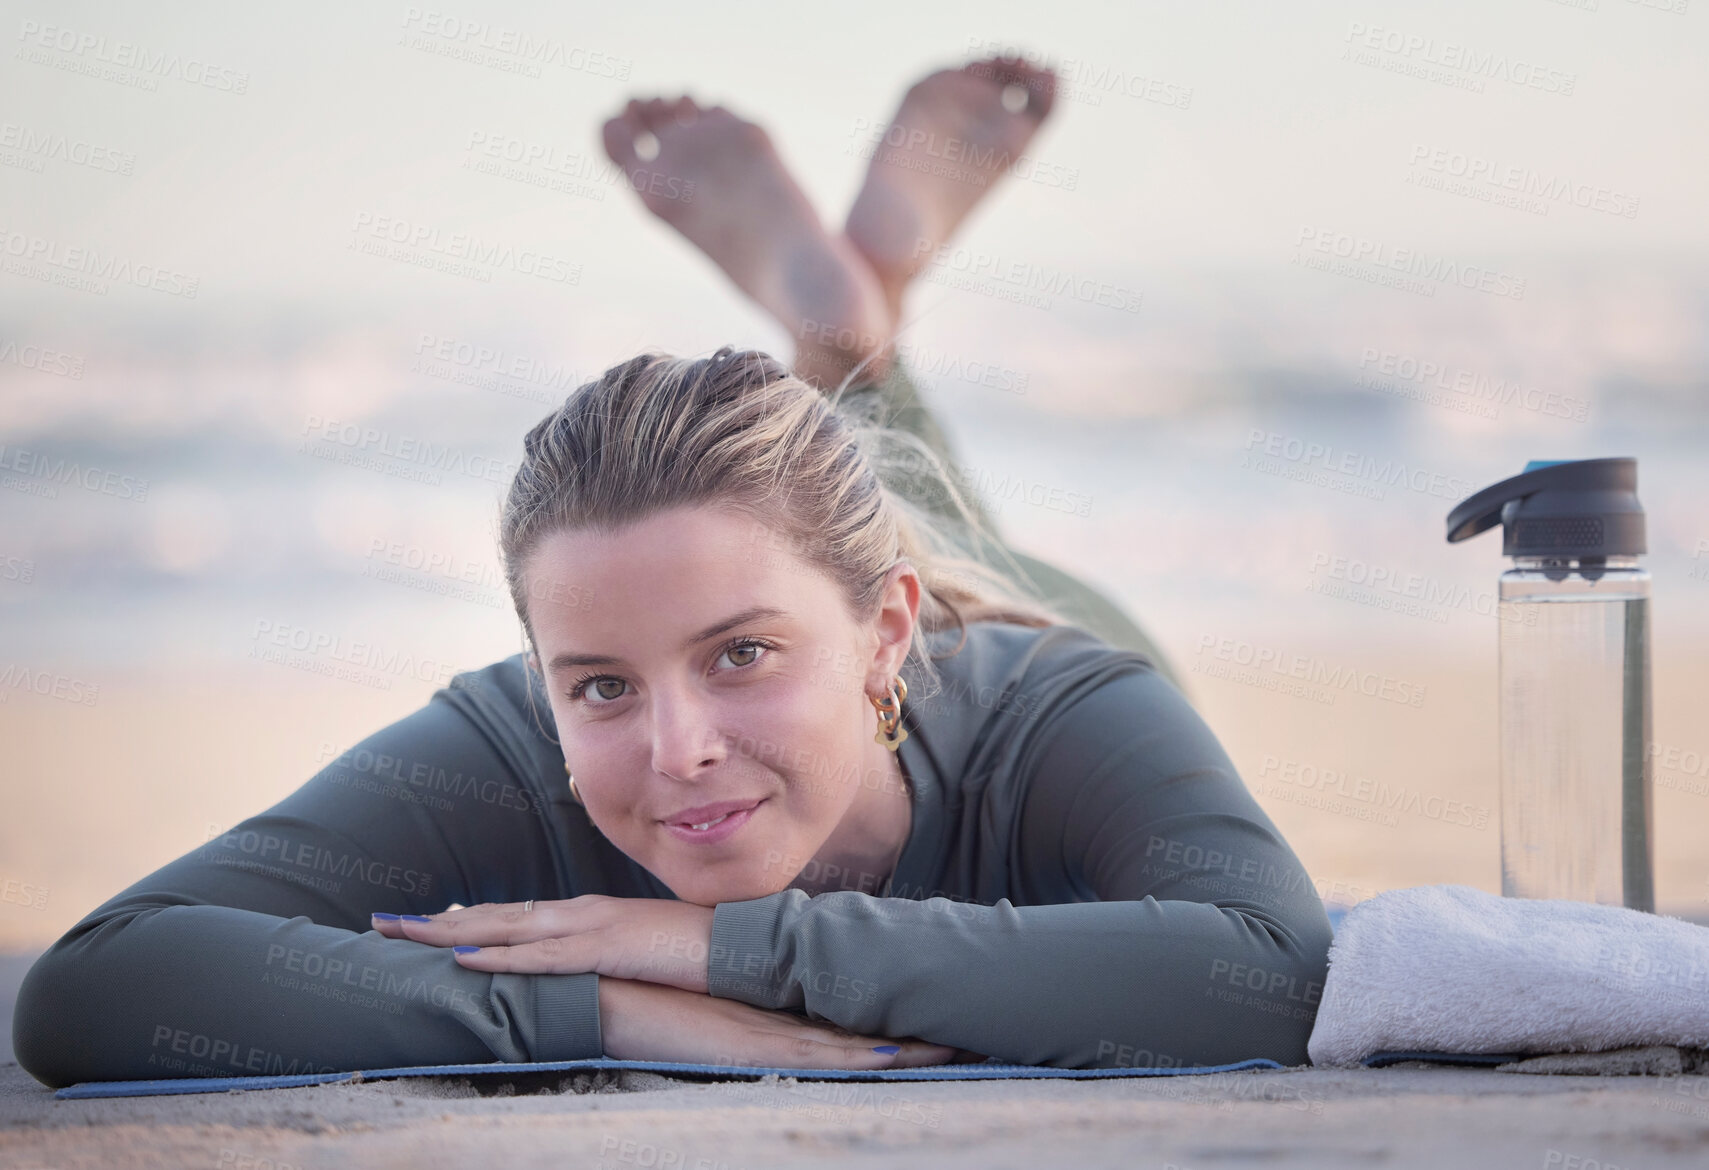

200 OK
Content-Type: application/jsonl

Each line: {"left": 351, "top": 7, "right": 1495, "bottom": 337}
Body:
{"left": 523, "top": 899, "right": 534, "bottom": 912}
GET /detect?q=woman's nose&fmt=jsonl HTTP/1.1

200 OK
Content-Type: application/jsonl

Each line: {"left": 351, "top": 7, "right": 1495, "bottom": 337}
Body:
{"left": 647, "top": 687, "right": 726, "bottom": 780}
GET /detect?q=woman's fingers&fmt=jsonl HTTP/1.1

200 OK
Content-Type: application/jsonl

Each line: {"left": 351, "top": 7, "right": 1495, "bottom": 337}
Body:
{"left": 751, "top": 1030, "right": 953, "bottom": 1072}
{"left": 373, "top": 899, "right": 591, "bottom": 947}
{"left": 400, "top": 910, "right": 560, "bottom": 947}
{"left": 880, "top": 1039, "right": 965, "bottom": 1068}
{"left": 747, "top": 1013, "right": 961, "bottom": 1070}
{"left": 446, "top": 934, "right": 598, "bottom": 974}
{"left": 379, "top": 905, "right": 603, "bottom": 974}
{"left": 370, "top": 898, "right": 713, "bottom": 992}
{"left": 598, "top": 979, "right": 966, "bottom": 1071}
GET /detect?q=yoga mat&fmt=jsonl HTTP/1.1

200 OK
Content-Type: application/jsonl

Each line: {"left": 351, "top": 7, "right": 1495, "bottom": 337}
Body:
{"left": 55, "top": 1055, "right": 1286, "bottom": 1099}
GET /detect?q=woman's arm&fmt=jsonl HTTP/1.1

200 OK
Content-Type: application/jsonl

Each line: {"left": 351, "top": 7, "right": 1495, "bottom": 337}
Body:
{"left": 703, "top": 664, "right": 1334, "bottom": 1069}
{"left": 11, "top": 665, "right": 603, "bottom": 1088}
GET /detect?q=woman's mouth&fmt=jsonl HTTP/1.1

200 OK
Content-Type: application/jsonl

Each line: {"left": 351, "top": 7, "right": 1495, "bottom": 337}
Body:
{"left": 662, "top": 801, "right": 763, "bottom": 844}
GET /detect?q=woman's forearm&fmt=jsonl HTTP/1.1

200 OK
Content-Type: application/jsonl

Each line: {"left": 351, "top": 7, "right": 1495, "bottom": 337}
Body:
{"left": 706, "top": 887, "right": 1330, "bottom": 1069}
{"left": 12, "top": 899, "right": 602, "bottom": 1088}
{"left": 12, "top": 673, "right": 608, "bottom": 1089}
{"left": 704, "top": 661, "right": 1337, "bottom": 1071}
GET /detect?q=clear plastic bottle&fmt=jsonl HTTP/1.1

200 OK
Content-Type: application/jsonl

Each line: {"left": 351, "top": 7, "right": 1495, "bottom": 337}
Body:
{"left": 1448, "top": 458, "right": 1653, "bottom": 911}
{"left": 1497, "top": 556, "right": 1651, "bottom": 909}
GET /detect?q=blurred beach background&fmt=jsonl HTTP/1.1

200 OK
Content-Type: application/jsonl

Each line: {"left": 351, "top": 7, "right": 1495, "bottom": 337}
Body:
{"left": 2, "top": 0, "right": 1707, "bottom": 1002}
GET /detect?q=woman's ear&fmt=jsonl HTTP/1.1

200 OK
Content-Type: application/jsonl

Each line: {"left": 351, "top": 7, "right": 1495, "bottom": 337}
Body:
{"left": 868, "top": 561, "right": 922, "bottom": 686}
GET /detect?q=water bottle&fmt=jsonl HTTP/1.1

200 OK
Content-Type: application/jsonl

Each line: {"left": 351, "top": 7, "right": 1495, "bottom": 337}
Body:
{"left": 1446, "top": 458, "right": 1653, "bottom": 911}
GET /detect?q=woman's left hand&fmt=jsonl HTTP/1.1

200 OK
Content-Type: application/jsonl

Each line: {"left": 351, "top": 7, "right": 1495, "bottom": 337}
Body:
{"left": 370, "top": 896, "right": 717, "bottom": 994}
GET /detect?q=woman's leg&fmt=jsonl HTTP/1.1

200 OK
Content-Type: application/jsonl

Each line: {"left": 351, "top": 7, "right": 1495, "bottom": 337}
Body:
{"left": 600, "top": 95, "right": 895, "bottom": 392}
{"left": 842, "top": 359, "right": 1182, "bottom": 688}
{"left": 830, "top": 60, "right": 1180, "bottom": 680}
{"left": 599, "top": 70, "right": 1180, "bottom": 684}
{"left": 843, "top": 56, "right": 1059, "bottom": 325}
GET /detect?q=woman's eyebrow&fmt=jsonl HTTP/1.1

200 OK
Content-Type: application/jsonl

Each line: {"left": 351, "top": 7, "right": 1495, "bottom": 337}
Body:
{"left": 546, "top": 605, "right": 790, "bottom": 673}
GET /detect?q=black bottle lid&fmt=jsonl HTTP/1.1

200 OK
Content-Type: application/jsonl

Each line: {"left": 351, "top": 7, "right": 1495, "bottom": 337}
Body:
{"left": 1445, "top": 458, "right": 1645, "bottom": 557}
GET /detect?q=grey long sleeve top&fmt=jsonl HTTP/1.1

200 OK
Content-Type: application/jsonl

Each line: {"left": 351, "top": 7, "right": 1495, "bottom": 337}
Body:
{"left": 13, "top": 620, "right": 1333, "bottom": 1087}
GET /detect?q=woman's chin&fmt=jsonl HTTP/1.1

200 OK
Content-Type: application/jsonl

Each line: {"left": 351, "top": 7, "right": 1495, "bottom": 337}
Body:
{"left": 659, "top": 866, "right": 791, "bottom": 907}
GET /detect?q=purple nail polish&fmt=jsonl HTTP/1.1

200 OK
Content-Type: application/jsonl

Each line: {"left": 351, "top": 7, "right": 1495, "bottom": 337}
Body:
{"left": 872, "top": 1045, "right": 900, "bottom": 1055}
{"left": 400, "top": 915, "right": 432, "bottom": 923}
{"left": 453, "top": 945, "right": 481, "bottom": 954}
{"left": 371, "top": 912, "right": 400, "bottom": 921}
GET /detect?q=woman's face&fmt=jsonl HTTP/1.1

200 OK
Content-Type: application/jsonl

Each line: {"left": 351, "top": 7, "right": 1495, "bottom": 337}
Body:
{"left": 523, "top": 502, "right": 919, "bottom": 906}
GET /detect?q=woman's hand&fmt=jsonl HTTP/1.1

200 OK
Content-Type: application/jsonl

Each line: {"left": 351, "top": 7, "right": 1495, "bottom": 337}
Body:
{"left": 370, "top": 895, "right": 715, "bottom": 993}
{"left": 598, "top": 977, "right": 978, "bottom": 1069}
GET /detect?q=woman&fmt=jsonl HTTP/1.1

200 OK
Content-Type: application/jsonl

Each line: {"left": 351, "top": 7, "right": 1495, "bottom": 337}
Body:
{"left": 12, "top": 58, "right": 1331, "bottom": 1088}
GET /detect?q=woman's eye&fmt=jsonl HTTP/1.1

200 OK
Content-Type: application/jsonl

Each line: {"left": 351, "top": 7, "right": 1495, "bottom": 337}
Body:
{"left": 718, "top": 640, "right": 769, "bottom": 670}
{"left": 575, "top": 677, "right": 628, "bottom": 705}
{"left": 571, "top": 641, "right": 770, "bottom": 704}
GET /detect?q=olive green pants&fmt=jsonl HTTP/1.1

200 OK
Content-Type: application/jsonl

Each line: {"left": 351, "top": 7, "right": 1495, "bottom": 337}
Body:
{"left": 839, "top": 361, "right": 1180, "bottom": 689}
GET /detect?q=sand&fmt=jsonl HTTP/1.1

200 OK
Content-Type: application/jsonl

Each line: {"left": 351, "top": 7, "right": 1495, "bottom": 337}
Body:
{"left": 5, "top": 1056, "right": 1709, "bottom": 1169}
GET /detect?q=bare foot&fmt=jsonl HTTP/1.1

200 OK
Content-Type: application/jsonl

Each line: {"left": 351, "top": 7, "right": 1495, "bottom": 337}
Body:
{"left": 844, "top": 55, "right": 1058, "bottom": 318}
{"left": 602, "top": 96, "right": 895, "bottom": 390}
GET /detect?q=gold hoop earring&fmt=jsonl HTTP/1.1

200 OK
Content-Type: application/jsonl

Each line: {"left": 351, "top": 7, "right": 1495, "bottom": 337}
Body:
{"left": 869, "top": 675, "right": 909, "bottom": 751}
{"left": 564, "top": 760, "right": 583, "bottom": 806}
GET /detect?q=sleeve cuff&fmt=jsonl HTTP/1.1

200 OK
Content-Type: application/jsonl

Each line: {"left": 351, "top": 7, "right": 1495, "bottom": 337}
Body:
{"left": 530, "top": 971, "right": 603, "bottom": 1060}
{"left": 707, "top": 890, "right": 803, "bottom": 1010}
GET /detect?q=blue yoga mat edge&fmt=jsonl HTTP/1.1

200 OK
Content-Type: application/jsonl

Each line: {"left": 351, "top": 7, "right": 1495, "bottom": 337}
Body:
{"left": 55, "top": 1055, "right": 1288, "bottom": 1099}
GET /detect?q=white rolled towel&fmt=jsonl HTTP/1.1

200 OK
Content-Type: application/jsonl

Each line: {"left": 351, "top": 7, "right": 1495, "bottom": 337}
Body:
{"left": 1307, "top": 884, "right": 1709, "bottom": 1068}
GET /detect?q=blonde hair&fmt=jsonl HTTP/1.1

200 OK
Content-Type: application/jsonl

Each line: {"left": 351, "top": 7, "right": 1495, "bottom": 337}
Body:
{"left": 499, "top": 346, "right": 1069, "bottom": 705}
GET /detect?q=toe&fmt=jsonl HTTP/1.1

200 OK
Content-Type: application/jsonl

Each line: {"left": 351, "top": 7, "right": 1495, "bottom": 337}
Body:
{"left": 1020, "top": 59, "right": 1058, "bottom": 87}
{"left": 984, "top": 56, "right": 1055, "bottom": 118}
{"left": 1021, "top": 67, "right": 1056, "bottom": 119}
{"left": 618, "top": 100, "right": 652, "bottom": 140}
{"left": 601, "top": 115, "right": 638, "bottom": 166}
{"left": 965, "top": 54, "right": 1019, "bottom": 83}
